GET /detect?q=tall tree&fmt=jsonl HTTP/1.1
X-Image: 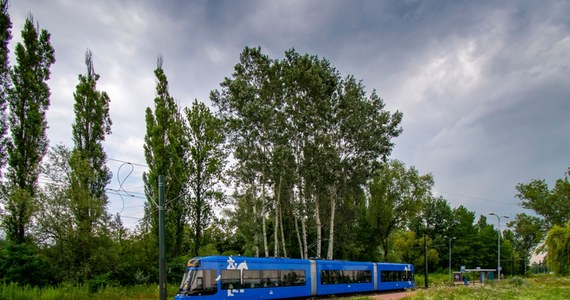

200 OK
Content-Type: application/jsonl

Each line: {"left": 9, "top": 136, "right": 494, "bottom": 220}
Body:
{"left": 211, "top": 47, "right": 278, "bottom": 257}
{"left": 71, "top": 50, "right": 112, "bottom": 198}
{"left": 4, "top": 15, "right": 54, "bottom": 244}
{"left": 68, "top": 50, "right": 113, "bottom": 281}
{"left": 184, "top": 100, "right": 226, "bottom": 256}
{"left": 143, "top": 57, "right": 187, "bottom": 259}
{"left": 515, "top": 168, "right": 570, "bottom": 228}
{"left": 507, "top": 213, "right": 545, "bottom": 271}
{"left": 213, "top": 47, "right": 403, "bottom": 260}
{"left": 448, "top": 206, "right": 477, "bottom": 268}
{"left": 0, "top": 0, "right": 11, "bottom": 176}
{"left": 367, "top": 160, "right": 433, "bottom": 260}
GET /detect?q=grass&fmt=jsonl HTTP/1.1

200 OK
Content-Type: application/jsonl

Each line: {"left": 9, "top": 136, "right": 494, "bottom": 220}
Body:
{"left": 0, "top": 283, "right": 179, "bottom": 300}
{"left": 408, "top": 274, "right": 570, "bottom": 300}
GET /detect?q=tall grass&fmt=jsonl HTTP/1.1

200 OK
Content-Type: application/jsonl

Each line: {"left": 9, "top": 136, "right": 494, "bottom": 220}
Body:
{"left": 414, "top": 272, "right": 452, "bottom": 288}
{"left": 0, "top": 283, "right": 178, "bottom": 300}
{"left": 411, "top": 274, "right": 570, "bottom": 299}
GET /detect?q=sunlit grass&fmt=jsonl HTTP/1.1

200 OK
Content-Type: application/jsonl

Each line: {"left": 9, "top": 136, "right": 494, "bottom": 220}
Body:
{"left": 410, "top": 274, "right": 570, "bottom": 300}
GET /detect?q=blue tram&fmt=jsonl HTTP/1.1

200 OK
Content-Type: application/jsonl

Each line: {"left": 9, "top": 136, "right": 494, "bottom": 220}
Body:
{"left": 175, "top": 256, "right": 414, "bottom": 300}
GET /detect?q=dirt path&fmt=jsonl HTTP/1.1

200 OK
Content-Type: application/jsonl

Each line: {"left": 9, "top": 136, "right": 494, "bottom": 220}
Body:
{"left": 366, "top": 290, "right": 416, "bottom": 299}
{"left": 327, "top": 290, "right": 417, "bottom": 300}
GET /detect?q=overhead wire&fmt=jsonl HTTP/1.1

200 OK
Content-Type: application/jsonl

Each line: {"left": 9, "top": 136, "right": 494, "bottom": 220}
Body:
{"left": 439, "top": 191, "right": 516, "bottom": 206}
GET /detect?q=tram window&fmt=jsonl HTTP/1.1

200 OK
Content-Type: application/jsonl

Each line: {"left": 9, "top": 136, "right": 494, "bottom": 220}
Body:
{"left": 280, "top": 270, "right": 306, "bottom": 286}
{"left": 262, "top": 270, "right": 279, "bottom": 287}
{"left": 221, "top": 269, "right": 241, "bottom": 290}
{"left": 381, "top": 271, "right": 411, "bottom": 282}
{"left": 356, "top": 270, "right": 372, "bottom": 283}
{"left": 321, "top": 270, "right": 371, "bottom": 284}
{"left": 291, "top": 270, "right": 306, "bottom": 286}
{"left": 243, "top": 270, "right": 263, "bottom": 288}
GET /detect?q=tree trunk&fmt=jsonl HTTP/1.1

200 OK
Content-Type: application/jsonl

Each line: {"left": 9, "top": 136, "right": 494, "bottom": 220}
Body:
{"left": 315, "top": 191, "right": 322, "bottom": 258}
{"left": 195, "top": 190, "right": 202, "bottom": 257}
{"left": 252, "top": 183, "right": 260, "bottom": 257}
{"left": 261, "top": 177, "right": 269, "bottom": 257}
{"left": 326, "top": 185, "right": 337, "bottom": 260}
{"left": 274, "top": 176, "right": 283, "bottom": 257}
{"left": 294, "top": 214, "right": 303, "bottom": 259}
{"left": 280, "top": 202, "right": 288, "bottom": 257}
{"left": 300, "top": 189, "right": 308, "bottom": 259}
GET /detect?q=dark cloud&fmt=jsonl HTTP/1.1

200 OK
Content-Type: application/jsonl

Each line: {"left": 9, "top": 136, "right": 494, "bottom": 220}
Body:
{"left": 7, "top": 0, "right": 569, "bottom": 227}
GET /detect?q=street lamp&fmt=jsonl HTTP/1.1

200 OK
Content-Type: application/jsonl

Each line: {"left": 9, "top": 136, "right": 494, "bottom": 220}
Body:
{"left": 444, "top": 236, "right": 456, "bottom": 283}
{"left": 489, "top": 212, "right": 509, "bottom": 280}
{"left": 424, "top": 219, "right": 429, "bottom": 288}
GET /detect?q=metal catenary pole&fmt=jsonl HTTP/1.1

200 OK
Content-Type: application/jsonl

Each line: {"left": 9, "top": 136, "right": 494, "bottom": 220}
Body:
{"left": 159, "top": 175, "right": 167, "bottom": 300}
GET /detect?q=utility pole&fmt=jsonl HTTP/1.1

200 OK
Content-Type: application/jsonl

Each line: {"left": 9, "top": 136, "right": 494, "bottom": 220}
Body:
{"left": 159, "top": 175, "right": 167, "bottom": 300}
{"left": 424, "top": 232, "right": 428, "bottom": 288}
{"left": 424, "top": 218, "right": 428, "bottom": 288}
{"left": 489, "top": 212, "right": 508, "bottom": 280}
{"left": 445, "top": 236, "right": 456, "bottom": 283}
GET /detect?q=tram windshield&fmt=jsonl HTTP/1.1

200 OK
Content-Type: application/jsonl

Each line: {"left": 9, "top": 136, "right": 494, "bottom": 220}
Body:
{"left": 178, "top": 269, "right": 217, "bottom": 296}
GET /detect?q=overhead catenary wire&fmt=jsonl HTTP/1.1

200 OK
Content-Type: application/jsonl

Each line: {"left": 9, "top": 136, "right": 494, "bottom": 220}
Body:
{"left": 108, "top": 157, "right": 148, "bottom": 168}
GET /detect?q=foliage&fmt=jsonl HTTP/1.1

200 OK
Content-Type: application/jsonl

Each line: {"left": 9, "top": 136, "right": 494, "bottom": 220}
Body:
{"left": 544, "top": 220, "right": 570, "bottom": 275}
{"left": 0, "top": 242, "right": 53, "bottom": 287}
{"left": 212, "top": 47, "right": 402, "bottom": 260}
{"left": 142, "top": 57, "right": 188, "bottom": 260}
{"left": 67, "top": 50, "right": 114, "bottom": 282}
{"left": 505, "top": 213, "right": 544, "bottom": 274}
{"left": 367, "top": 160, "right": 433, "bottom": 260}
{"left": 0, "top": 0, "right": 10, "bottom": 176}
{"left": 184, "top": 99, "right": 227, "bottom": 256}
{"left": 515, "top": 168, "right": 570, "bottom": 228}
{"left": 3, "top": 14, "right": 55, "bottom": 244}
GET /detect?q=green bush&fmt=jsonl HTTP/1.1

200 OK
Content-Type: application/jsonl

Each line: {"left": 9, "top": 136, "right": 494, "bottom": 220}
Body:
{"left": 0, "top": 242, "right": 54, "bottom": 287}
{"left": 508, "top": 276, "right": 525, "bottom": 287}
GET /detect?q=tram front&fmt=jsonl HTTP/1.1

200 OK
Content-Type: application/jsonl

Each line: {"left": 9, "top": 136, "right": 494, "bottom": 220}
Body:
{"left": 175, "top": 258, "right": 217, "bottom": 299}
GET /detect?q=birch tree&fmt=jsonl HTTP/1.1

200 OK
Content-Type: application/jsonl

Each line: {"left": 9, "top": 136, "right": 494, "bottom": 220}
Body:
{"left": 213, "top": 47, "right": 402, "bottom": 260}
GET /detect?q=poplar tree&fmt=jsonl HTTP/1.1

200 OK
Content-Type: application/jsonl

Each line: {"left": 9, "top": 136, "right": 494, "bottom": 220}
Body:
{"left": 68, "top": 50, "right": 113, "bottom": 280}
{"left": 185, "top": 99, "right": 226, "bottom": 256}
{"left": 4, "top": 15, "right": 54, "bottom": 244}
{"left": 0, "top": 0, "right": 11, "bottom": 175}
{"left": 143, "top": 57, "right": 187, "bottom": 259}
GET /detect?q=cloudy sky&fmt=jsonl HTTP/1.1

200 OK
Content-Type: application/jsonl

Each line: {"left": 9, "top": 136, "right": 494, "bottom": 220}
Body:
{"left": 7, "top": 0, "right": 570, "bottom": 229}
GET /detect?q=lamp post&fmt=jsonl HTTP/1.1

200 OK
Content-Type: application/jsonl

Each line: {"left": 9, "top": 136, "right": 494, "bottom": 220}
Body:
{"left": 489, "top": 212, "right": 509, "bottom": 280}
{"left": 444, "top": 236, "right": 456, "bottom": 283}
{"left": 424, "top": 231, "right": 428, "bottom": 288}
{"left": 424, "top": 219, "right": 429, "bottom": 288}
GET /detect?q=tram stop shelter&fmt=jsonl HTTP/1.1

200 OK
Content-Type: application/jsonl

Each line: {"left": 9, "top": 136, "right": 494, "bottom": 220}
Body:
{"left": 454, "top": 267, "right": 496, "bottom": 285}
